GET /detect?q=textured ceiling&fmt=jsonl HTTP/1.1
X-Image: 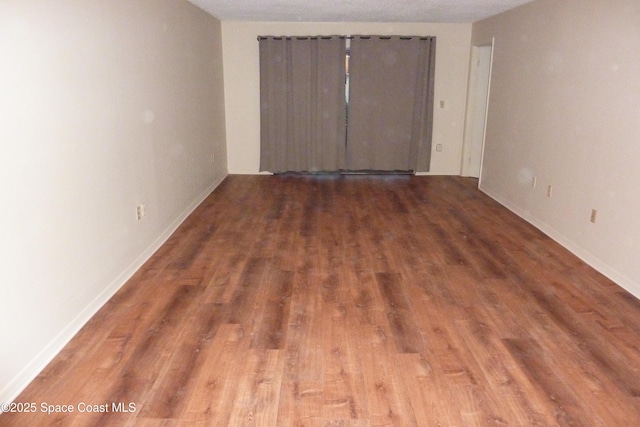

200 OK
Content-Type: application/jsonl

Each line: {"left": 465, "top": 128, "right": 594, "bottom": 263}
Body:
{"left": 188, "top": 0, "right": 534, "bottom": 23}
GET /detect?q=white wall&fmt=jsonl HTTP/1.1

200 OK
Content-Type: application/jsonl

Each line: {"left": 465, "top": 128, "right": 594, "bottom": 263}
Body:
{"left": 473, "top": 0, "right": 640, "bottom": 294}
{"left": 0, "top": 0, "right": 227, "bottom": 403}
{"left": 221, "top": 21, "right": 472, "bottom": 174}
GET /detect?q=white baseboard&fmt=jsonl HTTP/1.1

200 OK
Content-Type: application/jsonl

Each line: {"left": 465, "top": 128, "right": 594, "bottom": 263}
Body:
{"left": 479, "top": 184, "right": 640, "bottom": 300}
{"left": 0, "top": 173, "right": 227, "bottom": 408}
{"left": 414, "top": 171, "right": 459, "bottom": 176}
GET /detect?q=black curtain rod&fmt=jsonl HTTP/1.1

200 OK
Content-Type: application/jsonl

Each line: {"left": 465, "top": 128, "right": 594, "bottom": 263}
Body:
{"left": 257, "top": 35, "right": 434, "bottom": 41}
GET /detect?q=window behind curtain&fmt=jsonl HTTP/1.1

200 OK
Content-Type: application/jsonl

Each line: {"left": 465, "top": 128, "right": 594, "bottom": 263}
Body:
{"left": 259, "top": 35, "right": 436, "bottom": 173}
{"left": 259, "top": 36, "right": 347, "bottom": 173}
{"left": 346, "top": 36, "right": 436, "bottom": 172}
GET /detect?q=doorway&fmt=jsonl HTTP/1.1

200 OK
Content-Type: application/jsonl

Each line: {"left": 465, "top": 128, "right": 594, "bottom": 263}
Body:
{"left": 461, "top": 42, "right": 493, "bottom": 179}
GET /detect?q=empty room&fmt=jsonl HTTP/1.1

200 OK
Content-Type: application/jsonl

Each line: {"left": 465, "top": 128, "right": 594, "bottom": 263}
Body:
{"left": 2, "top": 0, "right": 640, "bottom": 425}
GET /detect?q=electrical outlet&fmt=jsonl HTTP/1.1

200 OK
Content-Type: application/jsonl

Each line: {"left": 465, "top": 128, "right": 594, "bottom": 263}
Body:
{"left": 590, "top": 209, "right": 597, "bottom": 223}
{"left": 136, "top": 204, "right": 145, "bottom": 221}
{"left": 436, "top": 144, "right": 443, "bottom": 152}
{"left": 547, "top": 185, "right": 553, "bottom": 198}
{"left": 532, "top": 177, "right": 537, "bottom": 188}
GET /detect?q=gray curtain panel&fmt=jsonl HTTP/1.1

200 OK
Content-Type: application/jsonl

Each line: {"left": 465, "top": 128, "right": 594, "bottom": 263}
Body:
{"left": 346, "top": 36, "right": 436, "bottom": 172}
{"left": 259, "top": 36, "right": 347, "bottom": 173}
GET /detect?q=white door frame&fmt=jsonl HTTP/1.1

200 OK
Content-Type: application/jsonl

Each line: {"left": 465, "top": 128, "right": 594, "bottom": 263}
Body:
{"left": 461, "top": 38, "right": 495, "bottom": 184}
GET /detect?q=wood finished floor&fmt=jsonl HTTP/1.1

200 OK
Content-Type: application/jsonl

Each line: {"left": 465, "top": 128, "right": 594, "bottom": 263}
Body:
{"left": 3, "top": 175, "right": 640, "bottom": 426}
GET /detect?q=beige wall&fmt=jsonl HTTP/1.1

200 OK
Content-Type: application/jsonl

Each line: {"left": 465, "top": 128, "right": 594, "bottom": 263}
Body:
{"left": 221, "top": 21, "right": 472, "bottom": 174}
{"left": 473, "top": 0, "right": 640, "bottom": 294}
{"left": 0, "top": 0, "right": 227, "bottom": 403}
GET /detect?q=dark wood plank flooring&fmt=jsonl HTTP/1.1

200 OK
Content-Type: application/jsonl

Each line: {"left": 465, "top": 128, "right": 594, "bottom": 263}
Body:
{"left": 3, "top": 174, "right": 640, "bottom": 426}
